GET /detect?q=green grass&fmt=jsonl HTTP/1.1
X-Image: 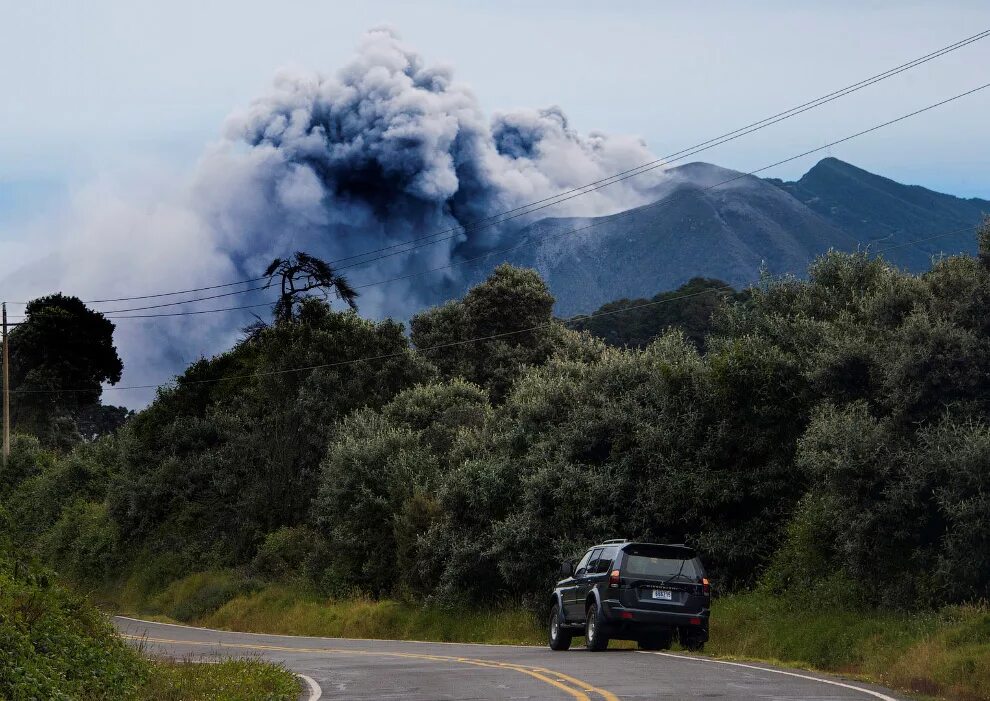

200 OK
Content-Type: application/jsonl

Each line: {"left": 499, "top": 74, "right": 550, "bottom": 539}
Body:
{"left": 149, "top": 570, "right": 261, "bottom": 623}
{"left": 204, "top": 584, "right": 545, "bottom": 644}
{"left": 137, "top": 659, "right": 299, "bottom": 701}
{"left": 105, "top": 568, "right": 546, "bottom": 644}
{"left": 709, "top": 592, "right": 990, "bottom": 701}
{"left": 109, "top": 570, "right": 990, "bottom": 701}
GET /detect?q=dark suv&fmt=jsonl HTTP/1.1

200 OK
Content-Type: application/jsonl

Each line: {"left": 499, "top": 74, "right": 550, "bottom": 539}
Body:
{"left": 549, "top": 540, "right": 710, "bottom": 652}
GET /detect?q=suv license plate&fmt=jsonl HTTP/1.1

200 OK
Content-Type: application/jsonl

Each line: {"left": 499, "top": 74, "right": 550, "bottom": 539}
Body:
{"left": 651, "top": 589, "right": 673, "bottom": 600}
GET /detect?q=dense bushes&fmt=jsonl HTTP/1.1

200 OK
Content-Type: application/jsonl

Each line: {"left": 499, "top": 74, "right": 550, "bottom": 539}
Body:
{"left": 404, "top": 329, "right": 808, "bottom": 603}
{"left": 0, "top": 520, "right": 146, "bottom": 700}
{"left": 252, "top": 526, "right": 324, "bottom": 581}
{"left": 411, "top": 264, "right": 561, "bottom": 400}
{"left": 313, "top": 380, "right": 491, "bottom": 596}
{"left": 792, "top": 407, "right": 990, "bottom": 607}
{"left": 107, "top": 300, "right": 433, "bottom": 565}
{"left": 734, "top": 247, "right": 990, "bottom": 607}
{"left": 0, "top": 541, "right": 298, "bottom": 700}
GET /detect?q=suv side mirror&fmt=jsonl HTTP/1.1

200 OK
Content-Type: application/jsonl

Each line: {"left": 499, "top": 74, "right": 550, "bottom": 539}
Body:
{"left": 559, "top": 560, "right": 574, "bottom": 577}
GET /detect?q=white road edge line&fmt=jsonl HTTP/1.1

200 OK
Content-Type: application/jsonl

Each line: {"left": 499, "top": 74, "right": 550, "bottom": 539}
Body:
{"left": 637, "top": 651, "right": 900, "bottom": 701}
{"left": 297, "top": 673, "right": 322, "bottom": 701}
{"left": 112, "top": 616, "right": 542, "bottom": 649}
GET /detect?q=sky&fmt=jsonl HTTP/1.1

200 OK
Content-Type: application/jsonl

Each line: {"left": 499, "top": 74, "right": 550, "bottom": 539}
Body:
{"left": 3, "top": 1, "right": 989, "bottom": 240}
{"left": 1, "top": 1, "right": 989, "bottom": 405}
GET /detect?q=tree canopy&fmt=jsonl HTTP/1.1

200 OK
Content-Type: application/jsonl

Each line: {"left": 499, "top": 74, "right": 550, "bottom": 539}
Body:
{"left": 8, "top": 294, "right": 123, "bottom": 447}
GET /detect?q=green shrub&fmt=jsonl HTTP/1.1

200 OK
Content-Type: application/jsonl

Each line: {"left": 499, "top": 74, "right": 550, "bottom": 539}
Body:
{"left": 759, "top": 492, "right": 866, "bottom": 608}
{"left": 0, "top": 553, "right": 146, "bottom": 700}
{"left": 106, "top": 550, "right": 195, "bottom": 614}
{"left": 151, "top": 571, "right": 260, "bottom": 622}
{"left": 252, "top": 526, "right": 324, "bottom": 580}
{"left": 39, "top": 500, "right": 120, "bottom": 584}
{"left": 6, "top": 436, "right": 117, "bottom": 549}
{"left": 0, "top": 433, "right": 53, "bottom": 497}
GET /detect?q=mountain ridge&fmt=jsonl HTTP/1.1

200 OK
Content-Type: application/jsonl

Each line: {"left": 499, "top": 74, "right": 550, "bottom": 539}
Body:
{"left": 469, "top": 158, "right": 988, "bottom": 316}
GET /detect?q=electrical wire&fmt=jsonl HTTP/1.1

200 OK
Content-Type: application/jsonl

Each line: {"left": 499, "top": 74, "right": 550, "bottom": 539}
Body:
{"left": 8, "top": 219, "right": 984, "bottom": 394}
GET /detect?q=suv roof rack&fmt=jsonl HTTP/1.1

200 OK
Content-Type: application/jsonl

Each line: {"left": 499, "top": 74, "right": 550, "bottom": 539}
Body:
{"left": 600, "top": 539, "right": 629, "bottom": 544}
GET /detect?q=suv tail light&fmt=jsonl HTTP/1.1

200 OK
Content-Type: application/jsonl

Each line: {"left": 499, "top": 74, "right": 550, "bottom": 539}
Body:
{"left": 609, "top": 569, "right": 620, "bottom": 588}
{"left": 702, "top": 578, "right": 710, "bottom": 595}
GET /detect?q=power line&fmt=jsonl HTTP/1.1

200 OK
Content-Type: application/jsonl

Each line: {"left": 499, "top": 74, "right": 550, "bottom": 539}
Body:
{"left": 8, "top": 219, "right": 984, "bottom": 394}
{"left": 107, "top": 300, "right": 277, "bottom": 319}
{"left": 5, "top": 28, "right": 987, "bottom": 309}
{"left": 18, "top": 277, "right": 268, "bottom": 306}
{"left": 95, "top": 284, "right": 272, "bottom": 314}
{"left": 7, "top": 284, "right": 736, "bottom": 393}
{"left": 84, "top": 277, "right": 269, "bottom": 304}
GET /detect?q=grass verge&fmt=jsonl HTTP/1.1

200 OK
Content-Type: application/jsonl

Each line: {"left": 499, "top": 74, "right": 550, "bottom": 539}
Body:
{"left": 203, "top": 584, "right": 544, "bottom": 644}
{"left": 709, "top": 592, "right": 990, "bottom": 701}
{"left": 111, "top": 570, "right": 990, "bottom": 701}
{"left": 138, "top": 659, "right": 299, "bottom": 701}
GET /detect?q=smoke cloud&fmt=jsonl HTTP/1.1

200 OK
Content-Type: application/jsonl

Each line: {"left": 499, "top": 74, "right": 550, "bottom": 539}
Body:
{"left": 3, "top": 27, "right": 663, "bottom": 407}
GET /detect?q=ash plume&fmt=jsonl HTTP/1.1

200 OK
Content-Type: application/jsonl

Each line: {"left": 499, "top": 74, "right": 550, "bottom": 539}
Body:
{"left": 2, "top": 27, "right": 663, "bottom": 407}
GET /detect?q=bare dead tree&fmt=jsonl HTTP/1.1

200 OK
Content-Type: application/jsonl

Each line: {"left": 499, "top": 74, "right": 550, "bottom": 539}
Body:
{"left": 263, "top": 252, "right": 359, "bottom": 323}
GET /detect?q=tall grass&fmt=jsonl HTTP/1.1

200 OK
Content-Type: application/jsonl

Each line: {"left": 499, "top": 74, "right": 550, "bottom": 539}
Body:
{"left": 710, "top": 592, "right": 990, "bottom": 701}
{"left": 204, "top": 584, "right": 545, "bottom": 645}
{"left": 138, "top": 659, "right": 299, "bottom": 701}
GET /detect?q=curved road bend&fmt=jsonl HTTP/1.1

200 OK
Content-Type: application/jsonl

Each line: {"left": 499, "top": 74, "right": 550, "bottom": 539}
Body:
{"left": 114, "top": 617, "right": 906, "bottom": 701}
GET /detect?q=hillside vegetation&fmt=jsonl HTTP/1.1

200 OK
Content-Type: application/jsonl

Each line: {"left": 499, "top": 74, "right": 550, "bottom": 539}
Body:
{"left": 5, "top": 222, "right": 990, "bottom": 699}
{"left": 569, "top": 277, "right": 745, "bottom": 349}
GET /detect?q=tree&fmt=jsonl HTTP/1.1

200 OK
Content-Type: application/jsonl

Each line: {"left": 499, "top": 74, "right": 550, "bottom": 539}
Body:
{"left": 264, "top": 252, "right": 358, "bottom": 323}
{"left": 978, "top": 215, "right": 990, "bottom": 270}
{"left": 411, "top": 264, "right": 560, "bottom": 400}
{"left": 312, "top": 380, "right": 490, "bottom": 596}
{"left": 570, "top": 278, "right": 741, "bottom": 350}
{"left": 74, "top": 404, "right": 134, "bottom": 442}
{"left": 8, "top": 294, "right": 123, "bottom": 446}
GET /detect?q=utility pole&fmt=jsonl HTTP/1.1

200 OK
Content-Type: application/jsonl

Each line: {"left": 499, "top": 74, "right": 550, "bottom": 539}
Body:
{"left": 2, "top": 302, "right": 9, "bottom": 466}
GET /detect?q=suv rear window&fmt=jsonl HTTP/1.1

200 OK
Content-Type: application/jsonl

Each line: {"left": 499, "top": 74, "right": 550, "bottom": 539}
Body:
{"left": 622, "top": 548, "right": 700, "bottom": 579}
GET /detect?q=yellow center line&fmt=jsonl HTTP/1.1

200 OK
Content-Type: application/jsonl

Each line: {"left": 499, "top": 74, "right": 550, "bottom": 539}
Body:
{"left": 529, "top": 666, "right": 622, "bottom": 701}
{"left": 123, "top": 635, "right": 620, "bottom": 701}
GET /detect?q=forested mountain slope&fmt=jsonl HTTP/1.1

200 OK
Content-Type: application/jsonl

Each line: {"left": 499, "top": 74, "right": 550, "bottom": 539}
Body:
{"left": 769, "top": 157, "right": 989, "bottom": 271}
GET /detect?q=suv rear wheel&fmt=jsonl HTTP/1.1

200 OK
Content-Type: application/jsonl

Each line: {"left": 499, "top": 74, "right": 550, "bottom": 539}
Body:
{"left": 548, "top": 603, "right": 571, "bottom": 651}
{"left": 585, "top": 603, "right": 610, "bottom": 651}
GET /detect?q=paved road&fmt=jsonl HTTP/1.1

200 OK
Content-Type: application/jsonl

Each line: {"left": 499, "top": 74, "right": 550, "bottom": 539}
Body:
{"left": 114, "top": 617, "right": 906, "bottom": 701}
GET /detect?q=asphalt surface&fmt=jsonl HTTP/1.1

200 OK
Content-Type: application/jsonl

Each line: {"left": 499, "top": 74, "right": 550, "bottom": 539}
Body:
{"left": 114, "top": 617, "right": 907, "bottom": 701}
